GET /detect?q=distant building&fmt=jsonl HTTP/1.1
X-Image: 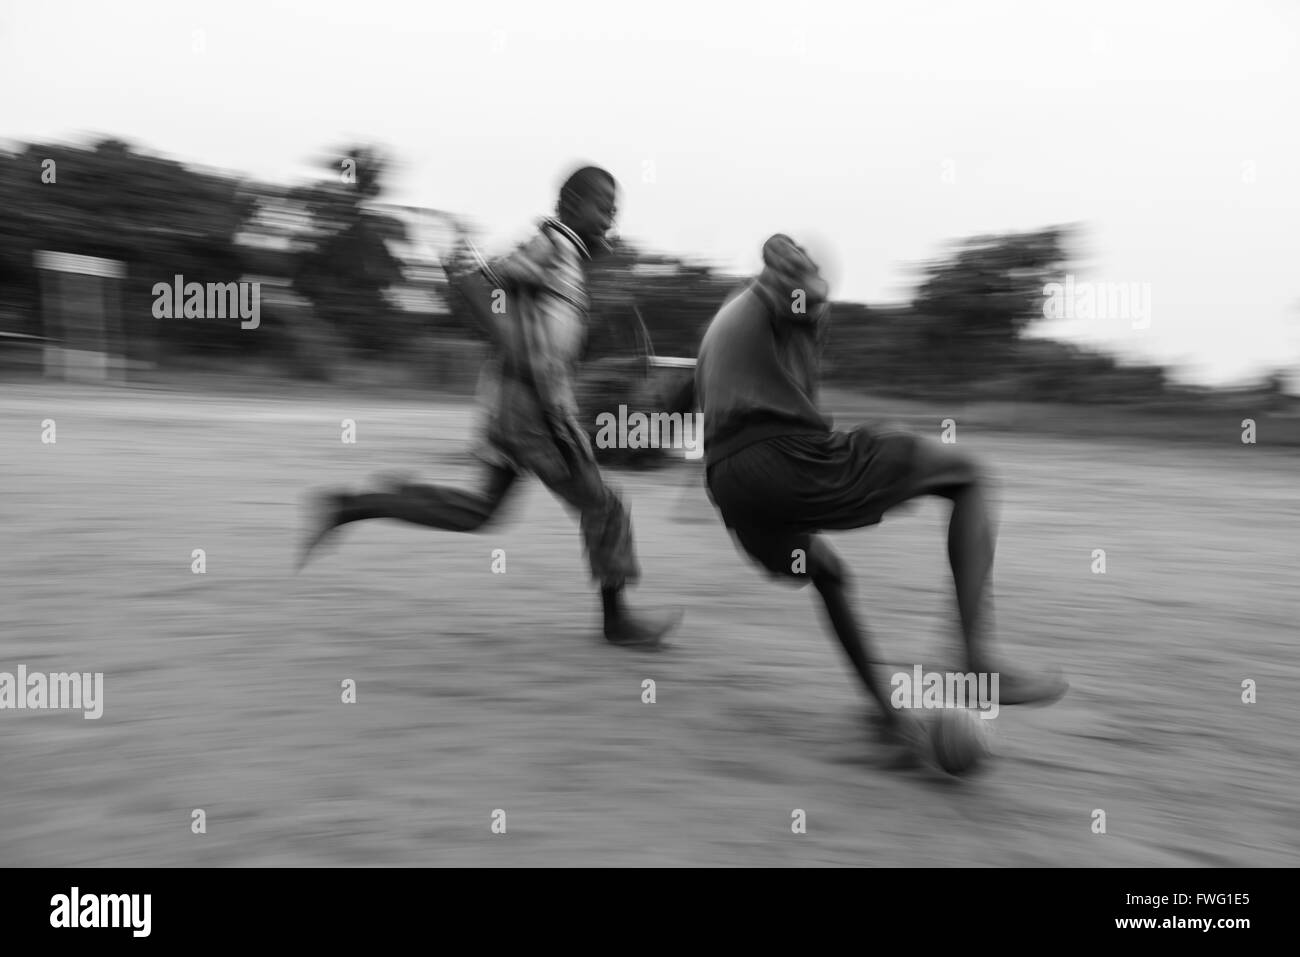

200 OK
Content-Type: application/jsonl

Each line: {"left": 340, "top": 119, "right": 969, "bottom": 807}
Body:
{"left": 33, "top": 250, "right": 126, "bottom": 382}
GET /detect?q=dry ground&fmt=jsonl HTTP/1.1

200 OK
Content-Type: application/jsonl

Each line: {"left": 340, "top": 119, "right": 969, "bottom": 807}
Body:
{"left": 1, "top": 384, "right": 1296, "bottom": 866}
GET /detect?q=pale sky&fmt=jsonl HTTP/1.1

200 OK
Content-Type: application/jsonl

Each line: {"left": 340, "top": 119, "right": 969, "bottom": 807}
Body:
{"left": 3, "top": 0, "right": 1297, "bottom": 386}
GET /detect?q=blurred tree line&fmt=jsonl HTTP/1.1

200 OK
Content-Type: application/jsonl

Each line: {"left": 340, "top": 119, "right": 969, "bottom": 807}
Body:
{"left": 3, "top": 135, "right": 1261, "bottom": 405}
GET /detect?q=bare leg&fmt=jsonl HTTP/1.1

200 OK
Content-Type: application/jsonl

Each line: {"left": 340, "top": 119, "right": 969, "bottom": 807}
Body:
{"left": 904, "top": 439, "right": 1067, "bottom": 704}
{"left": 806, "top": 536, "right": 928, "bottom": 762}
{"left": 807, "top": 537, "right": 897, "bottom": 720}
{"left": 940, "top": 482, "right": 998, "bottom": 670}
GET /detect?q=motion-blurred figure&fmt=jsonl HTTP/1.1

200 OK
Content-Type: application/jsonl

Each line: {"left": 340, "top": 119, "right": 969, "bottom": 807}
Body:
{"left": 695, "top": 235, "right": 1069, "bottom": 760}
{"left": 299, "top": 165, "right": 682, "bottom": 647}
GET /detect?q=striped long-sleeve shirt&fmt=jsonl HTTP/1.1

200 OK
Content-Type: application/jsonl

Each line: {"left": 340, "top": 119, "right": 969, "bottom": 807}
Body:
{"left": 467, "top": 218, "right": 596, "bottom": 482}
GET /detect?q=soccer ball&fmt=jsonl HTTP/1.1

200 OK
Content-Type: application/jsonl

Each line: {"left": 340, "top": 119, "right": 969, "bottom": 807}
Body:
{"left": 929, "top": 708, "right": 992, "bottom": 776}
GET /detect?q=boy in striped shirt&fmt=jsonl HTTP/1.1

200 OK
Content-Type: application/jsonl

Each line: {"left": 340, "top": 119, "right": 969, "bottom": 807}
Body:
{"left": 299, "top": 166, "right": 681, "bottom": 649}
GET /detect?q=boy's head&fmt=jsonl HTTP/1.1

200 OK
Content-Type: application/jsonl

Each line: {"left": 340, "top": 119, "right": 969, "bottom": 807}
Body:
{"left": 758, "top": 233, "right": 830, "bottom": 307}
{"left": 558, "top": 165, "right": 619, "bottom": 255}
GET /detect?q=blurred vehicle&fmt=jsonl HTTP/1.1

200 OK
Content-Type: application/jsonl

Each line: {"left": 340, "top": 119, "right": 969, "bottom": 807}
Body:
{"left": 576, "top": 354, "right": 696, "bottom": 468}
{"left": 575, "top": 304, "right": 697, "bottom": 469}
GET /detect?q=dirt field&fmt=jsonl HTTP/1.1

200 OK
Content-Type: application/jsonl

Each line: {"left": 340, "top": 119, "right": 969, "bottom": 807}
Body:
{"left": 2, "top": 383, "right": 1297, "bottom": 866}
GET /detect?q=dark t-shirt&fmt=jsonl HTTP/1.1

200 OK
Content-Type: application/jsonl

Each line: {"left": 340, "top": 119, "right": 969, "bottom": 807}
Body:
{"left": 695, "top": 281, "right": 832, "bottom": 466}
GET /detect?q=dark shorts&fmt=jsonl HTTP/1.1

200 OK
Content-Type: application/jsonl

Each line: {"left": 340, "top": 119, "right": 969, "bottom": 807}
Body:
{"left": 705, "top": 427, "right": 926, "bottom": 584}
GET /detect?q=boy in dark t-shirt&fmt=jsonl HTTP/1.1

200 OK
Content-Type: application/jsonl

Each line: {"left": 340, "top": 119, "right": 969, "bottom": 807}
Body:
{"left": 696, "top": 234, "right": 1068, "bottom": 761}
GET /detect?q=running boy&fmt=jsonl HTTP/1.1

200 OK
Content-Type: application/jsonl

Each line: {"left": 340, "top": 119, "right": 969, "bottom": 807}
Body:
{"left": 299, "top": 165, "right": 681, "bottom": 648}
